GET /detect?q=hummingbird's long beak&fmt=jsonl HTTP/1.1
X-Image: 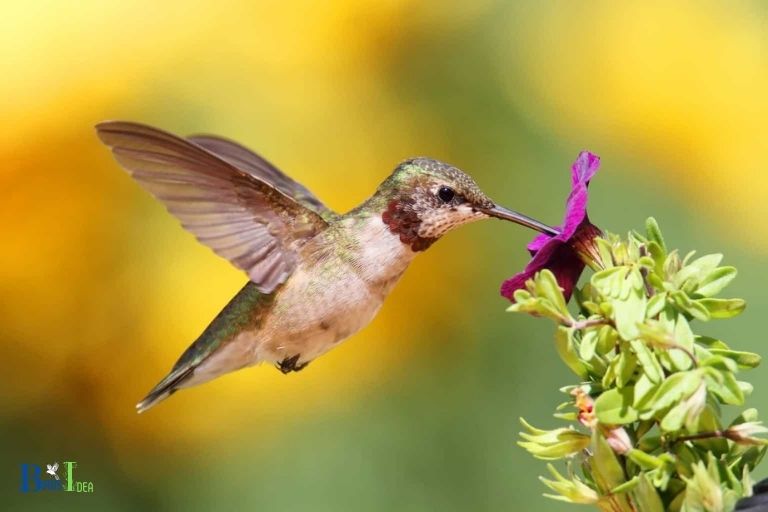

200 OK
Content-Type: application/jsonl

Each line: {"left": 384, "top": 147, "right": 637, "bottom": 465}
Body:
{"left": 481, "top": 204, "right": 559, "bottom": 236}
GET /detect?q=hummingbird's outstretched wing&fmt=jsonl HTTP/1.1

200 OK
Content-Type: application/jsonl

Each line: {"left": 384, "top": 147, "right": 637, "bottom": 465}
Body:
{"left": 187, "top": 134, "right": 333, "bottom": 219}
{"left": 96, "top": 121, "right": 329, "bottom": 293}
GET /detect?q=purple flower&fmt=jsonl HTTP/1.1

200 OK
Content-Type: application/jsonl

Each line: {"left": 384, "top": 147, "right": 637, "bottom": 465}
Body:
{"left": 501, "top": 151, "right": 603, "bottom": 302}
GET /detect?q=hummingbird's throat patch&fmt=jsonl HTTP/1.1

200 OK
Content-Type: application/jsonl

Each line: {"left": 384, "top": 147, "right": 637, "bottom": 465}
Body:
{"left": 381, "top": 199, "right": 436, "bottom": 252}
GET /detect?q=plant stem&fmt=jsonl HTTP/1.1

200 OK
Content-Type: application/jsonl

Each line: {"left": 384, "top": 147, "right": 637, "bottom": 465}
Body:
{"left": 674, "top": 430, "right": 725, "bottom": 443}
{"left": 568, "top": 318, "right": 611, "bottom": 330}
{"left": 668, "top": 342, "right": 698, "bottom": 368}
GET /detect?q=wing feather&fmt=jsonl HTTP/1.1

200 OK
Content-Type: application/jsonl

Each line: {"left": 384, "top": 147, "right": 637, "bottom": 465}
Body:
{"left": 187, "top": 134, "right": 332, "bottom": 218}
{"left": 96, "top": 121, "right": 328, "bottom": 293}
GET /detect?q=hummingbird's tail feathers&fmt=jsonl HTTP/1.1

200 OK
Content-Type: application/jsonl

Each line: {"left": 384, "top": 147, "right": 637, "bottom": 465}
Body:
{"left": 136, "top": 366, "right": 194, "bottom": 414}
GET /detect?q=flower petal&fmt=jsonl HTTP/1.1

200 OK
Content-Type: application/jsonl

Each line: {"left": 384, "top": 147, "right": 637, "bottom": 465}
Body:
{"left": 502, "top": 151, "right": 601, "bottom": 302}
{"left": 501, "top": 239, "right": 585, "bottom": 301}
{"left": 525, "top": 151, "right": 600, "bottom": 254}
{"left": 561, "top": 151, "right": 600, "bottom": 238}
{"left": 570, "top": 151, "right": 601, "bottom": 189}
{"left": 527, "top": 232, "right": 551, "bottom": 254}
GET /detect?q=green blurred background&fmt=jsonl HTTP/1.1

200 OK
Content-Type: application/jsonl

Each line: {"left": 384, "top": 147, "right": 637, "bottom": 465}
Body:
{"left": 2, "top": 1, "right": 767, "bottom": 510}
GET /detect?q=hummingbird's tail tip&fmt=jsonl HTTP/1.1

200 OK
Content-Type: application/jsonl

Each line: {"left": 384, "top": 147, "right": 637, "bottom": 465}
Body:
{"left": 135, "top": 366, "right": 194, "bottom": 414}
{"left": 135, "top": 390, "right": 171, "bottom": 414}
{"left": 135, "top": 398, "right": 152, "bottom": 414}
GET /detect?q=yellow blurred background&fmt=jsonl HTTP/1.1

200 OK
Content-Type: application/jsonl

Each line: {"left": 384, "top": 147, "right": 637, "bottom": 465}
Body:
{"left": 2, "top": 1, "right": 766, "bottom": 509}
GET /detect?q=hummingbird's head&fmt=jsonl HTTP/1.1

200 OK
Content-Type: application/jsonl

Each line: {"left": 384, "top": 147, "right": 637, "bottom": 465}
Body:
{"left": 378, "top": 157, "right": 556, "bottom": 251}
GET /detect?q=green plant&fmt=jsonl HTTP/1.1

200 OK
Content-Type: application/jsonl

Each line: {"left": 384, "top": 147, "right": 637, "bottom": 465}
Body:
{"left": 513, "top": 218, "right": 765, "bottom": 511}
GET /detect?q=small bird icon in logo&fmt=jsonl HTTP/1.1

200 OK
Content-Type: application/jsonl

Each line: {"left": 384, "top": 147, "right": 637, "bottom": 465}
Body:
{"left": 46, "top": 462, "right": 60, "bottom": 480}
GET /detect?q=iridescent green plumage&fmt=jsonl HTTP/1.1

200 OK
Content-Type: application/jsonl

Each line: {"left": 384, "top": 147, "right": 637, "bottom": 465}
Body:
{"left": 138, "top": 282, "right": 274, "bottom": 411}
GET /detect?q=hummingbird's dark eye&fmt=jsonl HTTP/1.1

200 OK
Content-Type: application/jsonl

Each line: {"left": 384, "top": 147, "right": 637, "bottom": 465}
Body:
{"left": 437, "top": 186, "right": 455, "bottom": 203}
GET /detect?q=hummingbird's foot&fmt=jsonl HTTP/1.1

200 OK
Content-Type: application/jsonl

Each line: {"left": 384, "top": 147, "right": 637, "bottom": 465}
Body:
{"left": 277, "top": 354, "right": 309, "bottom": 374}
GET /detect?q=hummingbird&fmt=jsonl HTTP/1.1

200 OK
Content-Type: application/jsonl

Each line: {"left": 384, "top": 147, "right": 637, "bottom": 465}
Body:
{"left": 96, "top": 121, "right": 557, "bottom": 412}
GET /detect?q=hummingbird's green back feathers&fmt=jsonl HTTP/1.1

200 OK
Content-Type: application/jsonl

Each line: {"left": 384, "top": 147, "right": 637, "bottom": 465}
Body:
{"left": 96, "top": 121, "right": 329, "bottom": 294}
{"left": 136, "top": 282, "right": 274, "bottom": 413}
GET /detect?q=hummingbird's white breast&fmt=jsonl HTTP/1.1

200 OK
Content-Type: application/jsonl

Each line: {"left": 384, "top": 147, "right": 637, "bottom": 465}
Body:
{"left": 189, "top": 215, "right": 415, "bottom": 384}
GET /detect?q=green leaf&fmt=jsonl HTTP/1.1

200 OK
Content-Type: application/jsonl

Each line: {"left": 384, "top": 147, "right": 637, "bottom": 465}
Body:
{"left": 650, "top": 460, "right": 676, "bottom": 492}
{"left": 592, "top": 266, "right": 630, "bottom": 298}
{"left": 611, "top": 477, "right": 639, "bottom": 495}
{"left": 596, "top": 237, "right": 615, "bottom": 270}
{"left": 613, "top": 282, "right": 647, "bottom": 339}
{"left": 637, "top": 319, "right": 673, "bottom": 349}
{"left": 735, "top": 445, "right": 767, "bottom": 473}
{"left": 635, "top": 419, "right": 655, "bottom": 440}
{"left": 668, "top": 490, "right": 686, "bottom": 511}
{"left": 704, "top": 368, "right": 745, "bottom": 405}
{"left": 673, "top": 253, "right": 723, "bottom": 289}
{"left": 729, "top": 407, "right": 758, "bottom": 427}
{"left": 630, "top": 473, "right": 665, "bottom": 512}
{"left": 631, "top": 340, "right": 663, "bottom": 384}
{"left": 579, "top": 329, "right": 599, "bottom": 361}
{"left": 696, "top": 266, "right": 737, "bottom": 297}
{"left": 613, "top": 238, "right": 631, "bottom": 268}
{"left": 670, "top": 290, "right": 710, "bottom": 321}
{"left": 647, "top": 272, "right": 665, "bottom": 291}
{"left": 616, "top": 344, "right": 638, "bottom": 388}
{"left": 519, "top": 417, "right": 549, "bottom": 435}
{"left": 638, "top": 434, "right": 661, "bottom": 452}
{"left": 708, "top": 348, "right": 760, "bottom": 369}
{"left": 645, "top": 370, "right": 703, "bottom": 414}
{"left": 673, "top": 442, "right": 700, "bottom": 479}
{"left": 597, "top": 325, "right": 618, "bottom": 355}
{"left": 535, "top": 269, "right": 571, "bottom": 320}
{"left": 639, "top": 255, "right": 656, "bottom": 269}
{"left": 602, "top": 356, "right": 618, "bottom": 389}
{"left": 681, "top": 456, "right": 740, "bottom": 512}
{"left": 660, "top": 384, "right": 706, "bottom": 432}
{"left": 627, "top": 449, "right": 665, "bottom": 470}
{"left": 554, "top": 327, "right": 589, "bottom": 378}
{"left": 540, "top": 464, "right": 599, "bottom": 504}
{"left": 693, "top": 343, "right": 713, "bottom": 362}
{"left": 646, "top": 292, "right": 667, "bottom": 319}
{"left": 730, "top": 408, "right": 759, "bottom": 427}
{"left": 518, "top": 418, "right": 592, "bottom": 459}
{"left": 695, "top": 335, "right": 729, "bottom": 350}
{"left": 645, "top": 217, "right": 667, "bottom": 253}
{"left": 594, "top": 387, "right": 639, "bottom": 425}
{"left": 591, "top": 431, "right": 627, "bottom": 494}
{"left": 664, "top": 250, "right": 682, "bottom": 279}
{"left": 739, "top": 380, "right": 753, "bottom": 397}
{"left": 669, "top": 315, "right": 695, "bottom": 371}
{"left": 646, "top": 241, "right": 666, "bottom": 275}
{"left": 741, "top": 467, "right": 753, "bottom": 499}
{"left": 633, "top": 373, "right": 658, "bottom": 410}
{"left": 700, "top": 354, "right": 738, "bottom": 373}
{"left": 518, "top": 438, "right": 591, "bottom": 459}
{"left": 627, "top": 266, "right": 645, "bottom": 292}
{"left": 508, "top": 285, "right": 570, "bottom": 323}
{"left": 698, "top": 298, "right": 746, "bottom": 319}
